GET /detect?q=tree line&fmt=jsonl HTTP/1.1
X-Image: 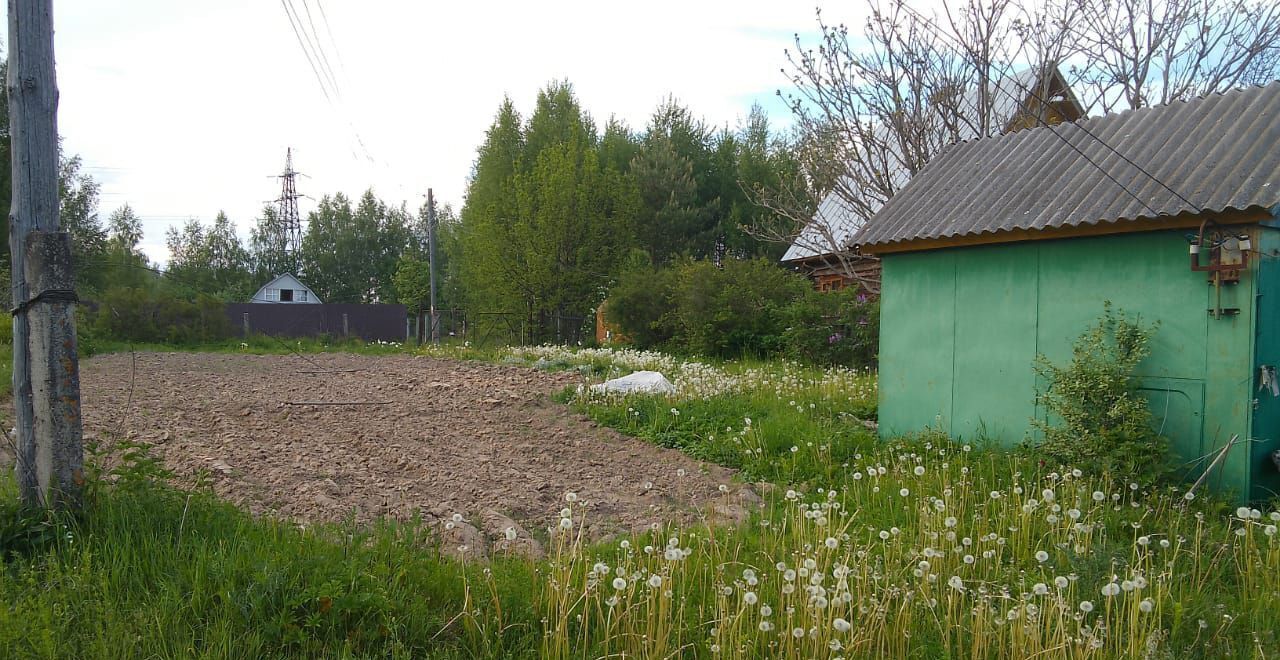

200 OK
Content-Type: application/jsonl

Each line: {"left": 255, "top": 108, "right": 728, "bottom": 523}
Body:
{"left": 3, "top": 71, "right": 807, "bottom": 346}
{"left": 457, "top": 81, "right": 808, "bottom": 343}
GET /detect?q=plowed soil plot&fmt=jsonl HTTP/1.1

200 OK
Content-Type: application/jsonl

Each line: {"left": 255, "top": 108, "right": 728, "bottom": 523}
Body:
{"left": 79, "top": 352, "right": 756, "bottom": 559}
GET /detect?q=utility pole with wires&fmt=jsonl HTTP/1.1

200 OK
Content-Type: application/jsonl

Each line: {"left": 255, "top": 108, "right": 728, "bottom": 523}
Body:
{"left": 7, "top": 0, "right": 85, "bottom": 509}
{"left": 274, "top": 148, "right": 304, "bottom": 274}
{"left": 427, "top": 188, "right": 439, "bottom": 344}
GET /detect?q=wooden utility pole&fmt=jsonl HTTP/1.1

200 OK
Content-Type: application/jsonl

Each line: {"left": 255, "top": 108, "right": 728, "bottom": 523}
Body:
{"left": 427, "top": 188, "right": 439, "bottom": 344}
{"left": 8, "top": 0, "right": 84, "bottom": 509}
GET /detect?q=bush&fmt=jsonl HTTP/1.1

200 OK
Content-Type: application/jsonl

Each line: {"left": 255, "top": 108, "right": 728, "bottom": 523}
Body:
{"left": 1030, "top": 303, "right": 1169, "bottom": 481}
{"left": 607, "top": 258, "right": 880, "bottom": 366}
{"left": 780, "top": 287, "right": 879, "bottom": 366}
{"left": 90, "top": 286, "right": 231, "bottom": 345}
{"left": 670, "top": 259, "right": 809, "bottom": 358}
{"left": 605, "top": 263, "right": 680, "bottom": 348}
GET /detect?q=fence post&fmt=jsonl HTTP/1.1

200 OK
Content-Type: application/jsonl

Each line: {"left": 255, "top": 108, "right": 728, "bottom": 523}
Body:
{"left": 8, "top": 0, "right": 84, "bottom": 509}
{"left": 342, "top": 313, "right": 349, "bottom": 337}
{"left": 242, "top": 312, "right": 250, "bottom": 336}
{"left": 21, "top": 232, "right": 83, "bottom": 508}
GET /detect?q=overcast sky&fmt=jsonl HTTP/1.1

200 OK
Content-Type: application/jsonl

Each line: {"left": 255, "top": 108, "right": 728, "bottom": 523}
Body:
{"left": 21, "top": 1, "right": 879, "bottom": 265}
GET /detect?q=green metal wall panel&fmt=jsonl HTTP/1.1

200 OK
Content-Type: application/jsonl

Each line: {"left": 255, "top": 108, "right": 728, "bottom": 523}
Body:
{"left": 878, "top": 227, "right": 1266, "bottom": 499}
{"left": 951, "top": 245, "right": 1039, "bottom": 440}
{"left": 1248, "top": 225, "right": 1280, "bottom": 500}
{"left": 879, "top": 251, "right": 956, "bottom": 437}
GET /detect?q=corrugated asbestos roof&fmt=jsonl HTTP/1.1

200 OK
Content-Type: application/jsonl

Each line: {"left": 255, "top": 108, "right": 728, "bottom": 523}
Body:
{"left": 783, "top": 67, "right": 1058, "bottom": 262}
{"left": 781, "top": 190, "right": 864, "bottom": 262}
{"left": 854, "top": 82, "right": 1280, "bottom": 250}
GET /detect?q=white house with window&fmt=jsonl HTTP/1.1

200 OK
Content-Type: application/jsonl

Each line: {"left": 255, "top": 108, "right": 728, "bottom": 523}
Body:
{"left": 250, "top": 273, "right": 322, "bottom": 304}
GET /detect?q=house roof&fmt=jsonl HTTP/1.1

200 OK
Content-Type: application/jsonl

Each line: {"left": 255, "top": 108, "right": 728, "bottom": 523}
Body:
{"left": 783, "top": 66, "right": 1078, "bottom": 262}
{"left": 251, "top": 273, "right": 322, "bottom": 303}
{"left": 855, "top": 81, "right": 1280, "bottom": 252}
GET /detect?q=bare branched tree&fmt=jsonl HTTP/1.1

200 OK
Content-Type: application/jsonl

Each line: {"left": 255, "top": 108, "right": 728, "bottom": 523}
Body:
{"left": 1071, "top": 0, "right": 1280, "bottom": 112}
{"left": 751, "top": 0, "right": 1039, "bottom": 289}
{"left": 755, "top": 0, "right": 1280, "bottom": 286}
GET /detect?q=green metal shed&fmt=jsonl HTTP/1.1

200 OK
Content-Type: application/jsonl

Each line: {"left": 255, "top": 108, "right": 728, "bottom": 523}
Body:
{"left": 856, "top": 82, "right": 1280, "bottom": 501}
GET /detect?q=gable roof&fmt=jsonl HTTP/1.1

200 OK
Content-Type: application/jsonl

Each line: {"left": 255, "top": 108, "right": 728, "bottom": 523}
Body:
{"left": 783, "top": 66, "right": 1080, "bottom": 262}
{"left": 251, "top": 273, "right": 322, "bottom": 303}
{"left": 855, "top": 82, "right": 1280, "bottom": 252}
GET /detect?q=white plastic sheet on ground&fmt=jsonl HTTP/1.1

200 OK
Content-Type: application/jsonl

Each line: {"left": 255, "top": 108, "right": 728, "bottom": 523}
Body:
{"left": 591, "top": 370, "right": 675, "bottom": 395}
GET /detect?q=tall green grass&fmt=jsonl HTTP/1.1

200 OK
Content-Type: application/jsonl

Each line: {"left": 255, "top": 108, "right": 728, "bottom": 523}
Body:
{"left": 0, "top": 472, "right": 540, "bottom": 658}
{"left": 3, "top": 345, "right": 1278, "bottom": 658}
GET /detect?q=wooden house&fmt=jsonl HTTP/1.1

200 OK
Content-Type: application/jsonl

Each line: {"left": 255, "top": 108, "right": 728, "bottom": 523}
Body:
{"left": 250, "top": 273, "right": 321, "bottom": 304}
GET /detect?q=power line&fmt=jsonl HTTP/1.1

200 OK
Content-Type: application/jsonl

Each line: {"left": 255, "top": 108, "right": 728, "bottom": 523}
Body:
{"left": 278, "top": 0, "right": 374, "bottom": 163}
{"left": 280, "top": 0, "right": 333, "bottom": 104}
{"left": 299, "top": 0, "right": 342, "bottom": 101}
{"left": 285, "top": 0, "right": 341, "bottom": 100}
{"left": 314, "top": 0, "right": 349, "bottom": 78}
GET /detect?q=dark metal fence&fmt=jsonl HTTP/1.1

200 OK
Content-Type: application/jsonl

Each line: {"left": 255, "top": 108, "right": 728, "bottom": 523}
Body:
{"left": 406, "top": 310, "right": 589, "bottom": 347}
{"left": 226, "top": 303, "right": 407, "bottom": 342}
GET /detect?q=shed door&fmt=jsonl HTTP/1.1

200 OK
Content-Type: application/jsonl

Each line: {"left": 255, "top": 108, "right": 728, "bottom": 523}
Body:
{"left": 1136, "top": 378, "right": 1206, "bottom": 478}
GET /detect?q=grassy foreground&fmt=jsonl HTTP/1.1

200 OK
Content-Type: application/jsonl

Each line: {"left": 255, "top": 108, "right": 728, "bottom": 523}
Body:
{"left": 2, "top": 345, "right": 1279, "bottom": 658}
{"left": 0, "top": 472, "right": 541, "bottom": 658}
